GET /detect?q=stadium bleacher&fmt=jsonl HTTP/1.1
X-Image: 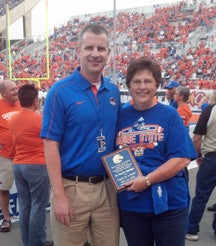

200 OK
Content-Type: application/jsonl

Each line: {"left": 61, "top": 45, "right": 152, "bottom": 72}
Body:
{"left": 0, "top": 0, "right": 24, "bottom": 16}
{"left": 0, "top": 1, "right": 215, "bottom": 91}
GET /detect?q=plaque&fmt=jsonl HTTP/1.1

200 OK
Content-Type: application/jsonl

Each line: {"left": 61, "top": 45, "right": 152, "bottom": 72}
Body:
{"left": 101, "top": 147, "right": 143, "bottom": 192}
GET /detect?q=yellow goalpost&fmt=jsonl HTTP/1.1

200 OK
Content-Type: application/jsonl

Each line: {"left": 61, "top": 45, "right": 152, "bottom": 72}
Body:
{"left": 6, "top": 0, "right": 50, "bottom": 88}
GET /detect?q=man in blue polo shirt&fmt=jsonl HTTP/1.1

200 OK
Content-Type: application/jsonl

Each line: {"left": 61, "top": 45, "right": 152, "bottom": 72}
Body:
{"left": 41, "top": 24, "right": 120, "bottom": 246}
{"left": 165, "top": 80, "right": 179, "bottom": 108}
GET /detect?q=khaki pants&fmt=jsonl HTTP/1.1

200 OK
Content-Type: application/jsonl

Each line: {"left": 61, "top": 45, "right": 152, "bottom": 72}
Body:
{"left": 0, "top": 156, "right": 14, "bottom": 190}
{"left": 50, "top": 178, "right": 120, "bottom": 246}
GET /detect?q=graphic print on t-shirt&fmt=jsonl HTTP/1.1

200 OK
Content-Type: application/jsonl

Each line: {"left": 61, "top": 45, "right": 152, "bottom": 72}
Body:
{"left": 116, "top": 117, "right": 164, "bottom": 157}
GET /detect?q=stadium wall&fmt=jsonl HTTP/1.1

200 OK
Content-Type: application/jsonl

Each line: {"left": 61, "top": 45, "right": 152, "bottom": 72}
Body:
{"left": 0, "top": 0, "right": 40, "bottom": 50}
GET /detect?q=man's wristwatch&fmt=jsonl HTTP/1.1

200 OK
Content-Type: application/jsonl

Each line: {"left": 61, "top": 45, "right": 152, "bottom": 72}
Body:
{"left": 145, "top": 176, "right": 151, "bottom": 187}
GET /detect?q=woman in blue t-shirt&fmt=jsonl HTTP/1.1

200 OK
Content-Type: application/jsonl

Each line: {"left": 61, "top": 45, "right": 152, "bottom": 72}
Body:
{"left": 116, "top": 56, "right": 197, "bottom": 246}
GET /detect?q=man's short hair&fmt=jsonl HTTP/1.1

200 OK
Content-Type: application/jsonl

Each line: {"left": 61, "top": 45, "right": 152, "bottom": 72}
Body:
{"left": 78, "top": 24, "right": 109, "bottom": 47}
{"left": 176, "top": 86, "right": 190, "bottom": 102}
{"left": 0, "top": 80, "right": 15, "bottom": 96}
{"left": 18, "top": 84, "right": 38, "bottom": 107}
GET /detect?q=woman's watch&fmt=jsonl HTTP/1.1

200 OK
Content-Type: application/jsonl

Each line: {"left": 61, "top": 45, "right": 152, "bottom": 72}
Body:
{"left": 145, "top": 176, "right": 151, "bottom": 187}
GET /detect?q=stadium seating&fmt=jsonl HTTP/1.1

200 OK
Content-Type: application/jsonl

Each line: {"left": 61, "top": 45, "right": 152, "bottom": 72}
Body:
{"left": 0, "top": 1, "right": 215, "bottom": 90}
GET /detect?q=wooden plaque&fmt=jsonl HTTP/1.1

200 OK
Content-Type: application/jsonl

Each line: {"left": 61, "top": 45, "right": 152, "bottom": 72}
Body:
{"left": 101, "top": 147, "right": 143, "bottom": 192}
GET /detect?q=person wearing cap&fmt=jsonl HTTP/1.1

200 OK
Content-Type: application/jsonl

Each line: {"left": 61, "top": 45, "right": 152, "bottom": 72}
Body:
{"left": 165, "top": 81, "right": 179, "bottom": 108}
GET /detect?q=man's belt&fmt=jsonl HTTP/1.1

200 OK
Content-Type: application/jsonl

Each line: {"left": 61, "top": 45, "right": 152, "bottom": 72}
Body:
{"left": 63, "top": 174, "right": 108, "bottom": 184}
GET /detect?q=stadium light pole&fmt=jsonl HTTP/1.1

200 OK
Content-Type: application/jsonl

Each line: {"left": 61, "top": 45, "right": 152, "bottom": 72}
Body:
{"left": 113, "top": 0, "right": 117, "bottom": 83}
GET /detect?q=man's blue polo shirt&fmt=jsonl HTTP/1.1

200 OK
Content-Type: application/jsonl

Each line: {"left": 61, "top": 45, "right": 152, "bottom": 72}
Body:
{"left": 41, "top": 68, "right": 120, "bottom": 176}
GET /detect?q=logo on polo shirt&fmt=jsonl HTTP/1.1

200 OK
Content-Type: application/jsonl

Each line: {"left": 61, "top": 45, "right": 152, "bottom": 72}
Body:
{"left": 110, "top": 97, "right": 116, "bottom": 106}
{"left": 76, "top": 101, "right": 85, "bottom": 105}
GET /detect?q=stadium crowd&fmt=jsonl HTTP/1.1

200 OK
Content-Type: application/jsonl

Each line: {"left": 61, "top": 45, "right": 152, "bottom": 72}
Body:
{"left": 0, "top": 1, "right": 215, "bottom": 90}
{"left": 0, "top": 0, "right": 24, "bottom": 16}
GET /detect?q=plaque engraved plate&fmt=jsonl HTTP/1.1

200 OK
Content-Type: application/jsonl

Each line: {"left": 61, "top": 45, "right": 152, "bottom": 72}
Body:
{"left": 101, "top": 147, "right": 142, "bottom": 192}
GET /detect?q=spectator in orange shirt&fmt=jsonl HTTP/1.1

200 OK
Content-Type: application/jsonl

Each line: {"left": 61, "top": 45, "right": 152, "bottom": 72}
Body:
{"left": 9, "top": 84, "right": 53, "bottom": 246}
{"left": 174, "top": 86, "right": 192, "bottom": 132}
{"left": 174, "top": 86, "right": 192, "bottom": 181}
{"left": 0, "top": 80, "right": 21, "bottom": 232}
